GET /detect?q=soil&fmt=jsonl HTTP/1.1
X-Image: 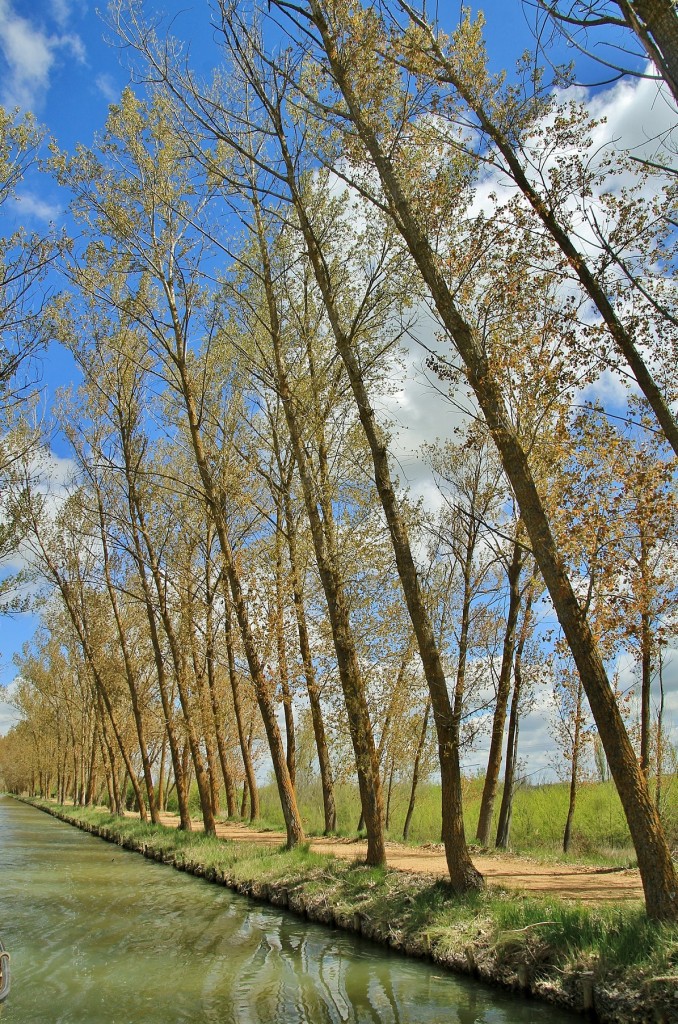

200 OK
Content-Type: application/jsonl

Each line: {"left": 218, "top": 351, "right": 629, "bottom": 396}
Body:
{"left": 156, "top": 812, "right": 645, "bottom": 903}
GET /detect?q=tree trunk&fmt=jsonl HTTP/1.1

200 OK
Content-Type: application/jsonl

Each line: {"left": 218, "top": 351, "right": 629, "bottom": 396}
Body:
{"left": 94, "top": 486, "right": 160, "bottom": 824}
{"left": 283, "top": 490, "right": 337, "bottom": 833}
{"left": 385, "top": 758, "right": 396, "bottom": 831}
{"left": 496, "top": 594, "right": 532, "bottom": 849}
{"left": 117, "top": 436, "right": 192, "bottom": 830}
{"left": 623, "top": 0, "right": 678, "bottom": 105}
{"left": 403, "top": 699, "right": 431, "bottom": 841}
{"left": 205, "top": 590, "right": 238, "bottom": 817}
{"left": 131, "top": 497, "right": 216, "bottom": 837}
{"left": 98, "top": 698, "right": 122, "bottom": 816}
{"left": 275, "top": 514, "right": 296, "bottom": 789}
{"left": 563, "top": 676, "right": 584, "bottom": 854}
{"left": 84, "top": 729, "right": 97, "bottom": 806}
{"left": 223, "top": 587, "right": 260, "bottom": 821}
{"left": 476, "top": 536, "right": 524, "bottom": 845}
{"left": 167, "top": 320, "right": 303, "bottom": 849}
{"left": 131, "top": 573, "right": 193, "bottom": 831}
{"left": 655, "top": 644, "right": 665, "bottom": 812}
{"left": 254, "top": 222, "right": 384, "bottom": 864}
{"left": 273, "top": 122, "right": 480, "bottom": 889}
{"left": 97, "top": 727, "right": 114, "bottom": 813}
{"left": 639, "top": 529, "right": 652, "bottom": 778}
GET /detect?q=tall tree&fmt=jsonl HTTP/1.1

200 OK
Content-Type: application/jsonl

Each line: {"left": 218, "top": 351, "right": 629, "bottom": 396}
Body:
{"left": 0, "top": 107, "right": 57, "bottom": 610}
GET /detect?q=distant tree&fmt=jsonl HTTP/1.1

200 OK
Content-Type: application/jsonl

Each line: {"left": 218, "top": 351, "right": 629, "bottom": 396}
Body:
{"left": 51, "top": 90, "right": 305, "bottom": 847}
{"left": 495, "top": 583, "right": 542, "bottom": 849}
{"left": 550, "top": 662, "right": 593, "bottom": 853}
{"left": 593, "top": 734, "right": 610, "bottom": 783}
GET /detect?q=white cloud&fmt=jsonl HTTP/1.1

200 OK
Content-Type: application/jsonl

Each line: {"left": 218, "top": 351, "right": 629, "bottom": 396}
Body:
{"left": 0, "top": 679, "right": 20, "bottom": 736}
{"left": 587, "top": 70, "right": 677, "bottom": 161}
{"left": 95, "top": 72, "right": 118, "bottom": 104}
{"left": 15, "top": 190, "right": 62, "bottom": 223}
{"left": 378, "top": 309, "right": 473, "bottom": 510}
{"left": 49, "top": 0, "right": 73, "bottom": 28}
{"left": 58, "top": 31, "right": 86, "bottom": 64}
{"left": 0, "top": 0, "right": 54, "bottom": 110}
{"left": 1, "top": 448, "right": 79, "bottom": 580}
{"left": 0, "top": 0, "right": 86, "bottom": 111}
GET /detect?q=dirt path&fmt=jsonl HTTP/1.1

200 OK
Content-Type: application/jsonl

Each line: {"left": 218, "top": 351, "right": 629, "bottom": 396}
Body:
{"left": 156, "top": 812, "right": 644, "bottom": 903}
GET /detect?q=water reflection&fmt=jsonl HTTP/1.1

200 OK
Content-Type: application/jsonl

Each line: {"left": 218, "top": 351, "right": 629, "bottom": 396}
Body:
{"left": 0, "top": 797, "right": 575, "bottom": 1024}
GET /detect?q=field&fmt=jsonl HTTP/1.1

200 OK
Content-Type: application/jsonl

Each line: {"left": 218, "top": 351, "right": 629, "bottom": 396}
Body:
{"left": 244, "top": 774, "right": 678, "bottom": 867}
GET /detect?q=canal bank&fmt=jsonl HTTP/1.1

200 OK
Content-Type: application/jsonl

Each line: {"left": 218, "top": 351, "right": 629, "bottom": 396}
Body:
{"left": 21, "top": 798, "right": 678, "bottom": 1023}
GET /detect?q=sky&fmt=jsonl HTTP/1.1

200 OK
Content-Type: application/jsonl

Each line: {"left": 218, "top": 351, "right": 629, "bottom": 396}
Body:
{"left": 0, "top": 0, "right": 676, "bottom": 782}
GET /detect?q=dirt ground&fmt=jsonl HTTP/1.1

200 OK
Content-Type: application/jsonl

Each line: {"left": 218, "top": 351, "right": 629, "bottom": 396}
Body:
{"left": 156, "top": 812, "right": 645, "bottom": 903}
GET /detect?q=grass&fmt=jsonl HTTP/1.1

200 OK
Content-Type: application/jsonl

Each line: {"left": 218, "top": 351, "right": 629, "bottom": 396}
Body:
{"left": 249, "top": 774, "right": 678, "bottom": 867}
{"left": 26, "top": 796, "right": 678, "bottom": 1023}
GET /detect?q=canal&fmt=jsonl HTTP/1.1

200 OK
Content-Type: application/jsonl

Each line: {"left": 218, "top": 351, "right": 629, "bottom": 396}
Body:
{"left": 0, "top": 796, "right": 578, "bottom": 1023}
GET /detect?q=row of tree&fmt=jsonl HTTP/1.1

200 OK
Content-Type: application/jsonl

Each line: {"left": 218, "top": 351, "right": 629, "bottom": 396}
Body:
{"left": 0, "top": 0, "right": 676, "bottom": 919}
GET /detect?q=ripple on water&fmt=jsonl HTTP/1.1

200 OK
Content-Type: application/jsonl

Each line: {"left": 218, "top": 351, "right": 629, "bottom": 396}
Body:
{"left": 0, "top": 798, "right": 580, "bottom": 1024}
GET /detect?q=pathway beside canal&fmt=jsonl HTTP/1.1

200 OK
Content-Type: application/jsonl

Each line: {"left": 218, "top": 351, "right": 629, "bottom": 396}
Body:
{"left": 150, "top": 811, "right": 645, "bottom": 903}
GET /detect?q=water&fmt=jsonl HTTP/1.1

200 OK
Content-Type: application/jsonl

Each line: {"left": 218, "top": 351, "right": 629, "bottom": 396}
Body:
{"left": 0, "top": 796, "right": 578, "bottom": 1023}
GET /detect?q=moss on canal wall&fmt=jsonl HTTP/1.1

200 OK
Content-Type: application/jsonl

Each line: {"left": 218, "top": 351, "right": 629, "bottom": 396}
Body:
{"left": 25, "top": 799, "right": 678, "bottom": 1024}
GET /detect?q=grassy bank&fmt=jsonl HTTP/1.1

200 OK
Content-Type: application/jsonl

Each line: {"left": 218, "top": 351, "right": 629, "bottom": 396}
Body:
{"left": 27, "top": 798, "right": 678, "bottom": 1024}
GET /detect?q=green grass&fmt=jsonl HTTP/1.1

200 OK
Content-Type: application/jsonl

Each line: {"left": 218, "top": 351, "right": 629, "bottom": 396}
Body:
{"left": 253, "top": 774, "right": 678, "bottom": 867}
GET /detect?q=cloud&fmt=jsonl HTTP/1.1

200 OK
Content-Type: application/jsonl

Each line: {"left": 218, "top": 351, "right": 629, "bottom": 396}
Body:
{"left": 1, "top": 448, "right": 79, "bottom": 581}
{"left": 58, "top": 32, "right": 86, "bottom": 64}
{"left": 0, "top": 679, "right": 20, "bottom": 736}
{"left": 387, "top": 70, "right": 678, "bottom": 509}
{"left": 15, "top": 190, "right": 62, "bottom": 224}
{"left": 587, "top": 70, "right": 677, "bottom": 161}
{"left": 0, "top": 0, "right": 53, "bottom": 110}
{"left": 49, "top": 0, "right": 74, "bottom": 28}
{"left": 378, "top": 309, "right": 473, "bottom": 510}
{"left": 0, "top": 0, "right": 86, "bottom": 112}
{"left": 95, "top": 72, "right": 119, "bottom": 104}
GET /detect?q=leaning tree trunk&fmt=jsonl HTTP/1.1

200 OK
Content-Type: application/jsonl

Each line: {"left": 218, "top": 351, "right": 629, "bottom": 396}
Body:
{"left": 222, "top": 587, "right": 260, "bottom": 822}
{"left": 622, "top": 0, "right": 678, "bottom": 106}
{"left": 204, "top": 585, "right": 238, "bottom": 817}
{"left": 476, "top": 536, "right": 524, "bottom": 845}
{"left": 496, "top": 593, "right": 532, "bottom": 849}
{"left": 274, "top": 512, "right": 296, "bottom": 789}
{"left": 165, "top": 290, "right": 304, "bottom": 850}
{"left": 95, "top": 487, "right": 160, "bottom": 824}
{"left": 403, "top": 699, "right": 431, "bottom": 841}
{"left": 563, "top": 677, "right": 584, "bottom": 854}
{"left": 252, "top": 214, "right": 384, "bottom": 865}
{"left": 283, "top": 489, "right": 337, "bottom": 833}
{"left": 273, "top": 126, "right": 480, "bottom": 890}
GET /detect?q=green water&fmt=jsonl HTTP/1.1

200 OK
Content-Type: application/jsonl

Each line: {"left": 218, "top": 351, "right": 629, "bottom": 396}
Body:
{"left": 0, "top": 797, "right": 578, "bottom": 1023}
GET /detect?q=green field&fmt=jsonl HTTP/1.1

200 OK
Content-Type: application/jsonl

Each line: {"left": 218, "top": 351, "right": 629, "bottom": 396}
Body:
{"left": 242, "top": 775, "right": 678, "bottom": 866}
